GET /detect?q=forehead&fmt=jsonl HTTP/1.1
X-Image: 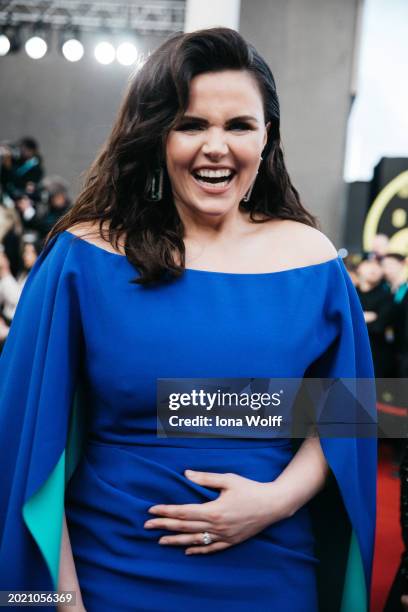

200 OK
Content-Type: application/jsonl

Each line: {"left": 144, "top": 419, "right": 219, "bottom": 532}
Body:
{"left": 186, "top": 70, "right": 264, "bottom": 119}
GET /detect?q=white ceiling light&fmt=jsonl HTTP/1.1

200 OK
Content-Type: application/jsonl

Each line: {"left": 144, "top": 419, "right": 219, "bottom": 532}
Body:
{"left": 116, "top": 41, "right": 138, "bottom": 66}
{"left": 62, "top": 38, "right": 84, "bottom": 62}
{"left": 0, "top": 34, "right": 11, "bottom": 56}
{"left": 25, "top": 35, "right": 47, "bottom": 59}
{"left": 94, "top": 41, "right": 115, "bottom": 65}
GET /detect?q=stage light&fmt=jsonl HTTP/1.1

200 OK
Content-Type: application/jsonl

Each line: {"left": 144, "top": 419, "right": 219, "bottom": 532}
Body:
{"left": 0, "top": 25, "right": 21, "bottom": 55}
{"left": 0, "top": 34, "right": 10, "bottom": 56}
{"left": 59, "top": 27, "right": 84, "bottom": 63}
{"left": 25, "top": 35, "right": 47, "bottom": 59}
{"left": 25, "top": 22, "right": 49, "bottom": 60}
{"left": 62, "top": 38, "right": 84, "bottom": 62}
{"left": 116, "top": 42, "right": 138, "bottom": 66}
{"left": 94, "top": 41, "right": 115, "bottom": 65}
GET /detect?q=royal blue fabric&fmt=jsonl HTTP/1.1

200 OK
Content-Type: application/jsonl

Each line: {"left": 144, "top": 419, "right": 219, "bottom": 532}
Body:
{"left": 0, "top": 231, "right": 377, "bottom": 611}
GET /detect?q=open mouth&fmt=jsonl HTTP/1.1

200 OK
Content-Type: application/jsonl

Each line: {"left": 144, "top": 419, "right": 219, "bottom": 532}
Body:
{"left": 192, "top": 168, "right": 236, "bottom": 189}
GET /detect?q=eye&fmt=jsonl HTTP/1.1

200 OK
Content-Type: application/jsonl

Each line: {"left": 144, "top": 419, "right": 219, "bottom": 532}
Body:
{"left": 175, "top": 122, "right": 205, "bottom": 132}
{"left": 228, "top": 122, "right": 255, "bottom": 131}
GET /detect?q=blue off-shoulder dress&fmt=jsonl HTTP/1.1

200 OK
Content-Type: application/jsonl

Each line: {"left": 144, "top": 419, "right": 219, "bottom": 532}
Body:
{"left": 0, "top": 231, "right": 377, "bottom": 612}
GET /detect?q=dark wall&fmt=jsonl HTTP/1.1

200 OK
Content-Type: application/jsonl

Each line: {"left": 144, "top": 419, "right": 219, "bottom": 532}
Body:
{"left": 240, "top": 0, "right": 359, "bottom": 243}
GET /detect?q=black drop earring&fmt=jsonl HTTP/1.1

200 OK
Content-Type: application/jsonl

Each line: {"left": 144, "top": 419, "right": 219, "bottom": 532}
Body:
{"left": 242, "top": 155, "right": 263, "bottom": 203}
{"left": 147, "top": 167, "right": 164, "bottom": 202}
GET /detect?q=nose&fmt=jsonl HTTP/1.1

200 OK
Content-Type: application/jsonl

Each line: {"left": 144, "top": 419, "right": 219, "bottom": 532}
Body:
{"left": 201, "top": 128, "right": 229, "bottom": 159}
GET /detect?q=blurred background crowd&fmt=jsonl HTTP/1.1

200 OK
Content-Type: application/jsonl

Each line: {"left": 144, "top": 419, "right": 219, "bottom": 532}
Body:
{"left": 345, "top": 241, "right": 408, "bottom": 379}
{"left": 0, "top": 136, "right": 71, "bottom": 351}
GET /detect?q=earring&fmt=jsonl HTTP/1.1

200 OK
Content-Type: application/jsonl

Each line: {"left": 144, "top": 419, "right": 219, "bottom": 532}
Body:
{"left": 242, "top": 180, "right": 256, "bottom": 202}
{"left": 147, "top": 167, "right": 163, "bottom": 201}
{"left": 242, "top": 156, "right": 263, "bottom": 202}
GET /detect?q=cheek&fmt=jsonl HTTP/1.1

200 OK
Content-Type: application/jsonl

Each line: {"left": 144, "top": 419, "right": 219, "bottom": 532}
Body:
{"left": 231, "top": 136, "right": 264, "bottom": 168}
{"left": 166, "top": 135, "right": 199, "bottom": 174}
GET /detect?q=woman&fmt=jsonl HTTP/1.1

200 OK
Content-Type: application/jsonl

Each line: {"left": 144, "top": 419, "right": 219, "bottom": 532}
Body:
{"left": 0, "top": 28, "right": 376, "bottom": 611}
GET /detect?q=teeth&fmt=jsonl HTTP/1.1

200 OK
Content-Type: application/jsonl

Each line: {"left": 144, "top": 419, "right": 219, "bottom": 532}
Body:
{"left": 200, "top": 180, "right": 230, "bottom": 188}
{"left": 195, "top": 169, "right": 233, "bottom": 178}
{"left": 198, "top": 179, "right": 229, "bottom": 189}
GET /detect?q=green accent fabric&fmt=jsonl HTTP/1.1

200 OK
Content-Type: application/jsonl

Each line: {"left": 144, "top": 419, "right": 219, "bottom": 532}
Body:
{"left": 22, "top": 387, "right": 86, "bottom": 589}
{"left": 340, "top": 531, "right": 367, "bottom": 612}
{"left": 22, "top": 452, "right": 66, "bottom": 589}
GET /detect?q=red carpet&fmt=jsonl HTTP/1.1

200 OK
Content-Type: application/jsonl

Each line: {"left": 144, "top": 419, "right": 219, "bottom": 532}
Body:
{"left": 371, "top": 441, "right": 403, "bottom": 611}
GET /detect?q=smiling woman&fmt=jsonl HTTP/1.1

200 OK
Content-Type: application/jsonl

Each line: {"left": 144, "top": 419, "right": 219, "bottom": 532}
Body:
{"left": 0, "top": 27, "right": 376, "bottom": 612}
{"left": 166, "top": 70, "right": 268, "bottom": 213}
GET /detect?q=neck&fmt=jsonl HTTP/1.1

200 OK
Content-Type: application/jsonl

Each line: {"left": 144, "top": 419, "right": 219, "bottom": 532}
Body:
{"left": 176, "top": 202, "right": 250, "bottom": 245}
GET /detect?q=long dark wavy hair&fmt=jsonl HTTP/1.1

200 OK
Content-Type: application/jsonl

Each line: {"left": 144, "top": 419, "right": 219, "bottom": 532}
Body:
{"left": 48, "top": 27, "right": 318, "bottom": 286}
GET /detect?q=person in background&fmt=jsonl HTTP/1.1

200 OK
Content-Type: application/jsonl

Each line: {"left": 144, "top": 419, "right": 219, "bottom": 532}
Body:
{"left": 16, "top": 239, "right": 40, "bottom": 292}
{"left": 0, "top": 137, "right": 44, "bottom": 202}
{"left": 369, "top": 233, "right": 390, "bottom": 262}
{"left": 0, "top": 248, "right": 19, "bottom": 325}
{"left": 356, "top": 257, "right": 395, "bottom": 377}
{"left": 0, "top": 205, "right": 23, "bottom": 277}
{"left": 382, "top": 253, "right": 408, "bottom": 297}
{"left": 384, "top": 440, "right": 408, "bottom": 612}
{"left": 16, "top": 181, "right": 71, "bottom": 244}
{"left": 343, "top": 254, "right": 360, "bottom": 287}
{"left": 382, "top": 253, "right": 408, "bottom": 377}
{"left": 0, "top": 232, "right": 39, "bottom": 355}
{"left": 0, "top": 315, "right": 9, "bottom": 354}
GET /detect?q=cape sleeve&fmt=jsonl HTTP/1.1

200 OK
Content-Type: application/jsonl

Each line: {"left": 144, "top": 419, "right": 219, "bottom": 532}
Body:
{"left": 0, "top": 232, "right": 86, "bottom": 594}
{"left": 305, "top": 256, "right": 377, "bottom": 612}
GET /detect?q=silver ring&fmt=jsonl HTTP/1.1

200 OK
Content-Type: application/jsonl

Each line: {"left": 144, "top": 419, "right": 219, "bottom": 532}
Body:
{"left": 202, "top": 531, "right": 213, "bottom": 545}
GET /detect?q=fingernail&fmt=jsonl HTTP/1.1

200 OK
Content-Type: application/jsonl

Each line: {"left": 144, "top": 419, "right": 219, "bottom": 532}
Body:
{"left": 185, "top": 550, "right": 192, "bottom": 555}
{"left": 185, "top": 470, "right": 194, "bottom": 476}
{"left": 144, "top": 521, "right": 154, "bottom": 528}
{"left": 159, "top": 538, "right": 168, "bottom": 544}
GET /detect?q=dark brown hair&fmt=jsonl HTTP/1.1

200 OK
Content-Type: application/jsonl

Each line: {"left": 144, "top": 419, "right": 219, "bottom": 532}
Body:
{"left": 48, "top": 27, "right": 318, "bottom": 286}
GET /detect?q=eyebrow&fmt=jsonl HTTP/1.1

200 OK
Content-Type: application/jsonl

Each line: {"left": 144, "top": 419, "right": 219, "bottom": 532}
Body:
{"left": 179, "top": 114, "right": 259, "bottom": 124}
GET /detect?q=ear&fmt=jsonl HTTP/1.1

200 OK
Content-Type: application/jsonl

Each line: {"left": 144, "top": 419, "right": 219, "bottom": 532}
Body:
{"left": 263, "top": 122, "right": 271, "bottom": 148}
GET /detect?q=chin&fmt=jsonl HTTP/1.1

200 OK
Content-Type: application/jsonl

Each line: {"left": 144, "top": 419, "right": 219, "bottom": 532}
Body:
{"left": 194, "top": 202, "right": 234, "bottom": 217}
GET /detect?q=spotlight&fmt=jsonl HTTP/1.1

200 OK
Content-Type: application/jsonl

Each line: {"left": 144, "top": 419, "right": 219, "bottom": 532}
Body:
{"left": 0, "top": 34, "right": 10, "bottom": 57}
{"left": 0, "top": 25, "right": 21, "bottom": 55}
{"left": 60, "top": 27, "right": 84, "bottom": 62}
{"left": 94, "top": 41, "right": 115, "bottom": 65}
{"left": 25, "top": 35, "right": 47, "bottom": 59}
{"left": 116, "top": 41, "right": 138, "bottom": 66}
{"left": 62, "top": 39, "right": 84, "bottom": 62}
{"left": 25, "top": 24, "right": 49, "bottom": 60}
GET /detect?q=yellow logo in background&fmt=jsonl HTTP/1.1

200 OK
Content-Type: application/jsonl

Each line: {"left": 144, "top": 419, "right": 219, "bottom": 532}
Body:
{"left": 363, "top": 170, "right": 408, "bottom": 255}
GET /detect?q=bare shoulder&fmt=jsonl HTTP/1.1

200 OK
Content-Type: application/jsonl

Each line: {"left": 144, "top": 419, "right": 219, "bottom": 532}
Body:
{"left": 282, "top": 220, "right": 337, "bottom": 261}
{"left": 65, "top": 221, "right": 126, "bottom": 256}
{"left": 260, "top": 219, "right": 338, "bottom": 268}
